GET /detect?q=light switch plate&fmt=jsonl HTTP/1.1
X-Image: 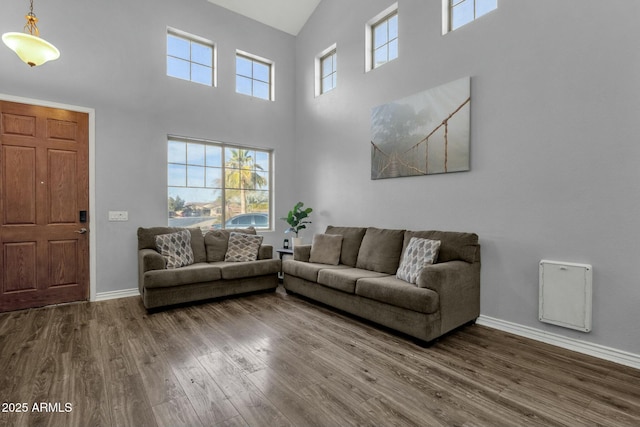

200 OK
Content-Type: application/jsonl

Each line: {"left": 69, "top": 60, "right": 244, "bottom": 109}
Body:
{"left": 108, "top": 211, "right": 128, "bottom": 221}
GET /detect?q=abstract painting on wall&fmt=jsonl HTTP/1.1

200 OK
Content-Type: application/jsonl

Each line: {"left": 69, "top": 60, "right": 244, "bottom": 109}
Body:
{"left": 370, "top": 76, "right": 470, "bottom": 180}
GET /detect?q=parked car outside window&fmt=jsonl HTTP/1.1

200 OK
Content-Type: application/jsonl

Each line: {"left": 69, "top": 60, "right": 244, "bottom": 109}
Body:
{"left": 212, "top": 213, "right": 269, "bottom": 229}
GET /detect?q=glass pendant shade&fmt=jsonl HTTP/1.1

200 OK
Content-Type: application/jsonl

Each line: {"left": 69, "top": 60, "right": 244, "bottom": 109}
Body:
{"left": 2, "top": 32, "right": 60, "bottom": 67}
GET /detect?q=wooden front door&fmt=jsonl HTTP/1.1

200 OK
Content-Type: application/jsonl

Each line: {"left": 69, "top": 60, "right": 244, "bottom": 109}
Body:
{"left": 0, "top": 101, "right": 89, "bottom": 312}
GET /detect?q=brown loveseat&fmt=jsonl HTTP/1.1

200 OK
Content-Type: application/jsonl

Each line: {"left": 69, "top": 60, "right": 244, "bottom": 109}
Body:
{"left": 282, "top": 226, "right": 480, "bottom": 343}
{"left": 137, "top": 227, "right": 280, "bottom": 309}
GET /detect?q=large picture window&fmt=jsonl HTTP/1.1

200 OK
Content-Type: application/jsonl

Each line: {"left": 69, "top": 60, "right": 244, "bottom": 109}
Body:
{"left": 167, "top": 137, "right": 272, "bottom": 231}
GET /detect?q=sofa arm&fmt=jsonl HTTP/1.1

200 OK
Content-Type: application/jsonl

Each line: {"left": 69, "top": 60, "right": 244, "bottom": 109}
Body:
{"left": 139, "top": 248, "right": 165, "bottom": 272}
{"left": 294, "top": 245, "right": 311, "bottom": 262}
{"left": 259, "top": 244, "right": 273, "bottom": 259}
{"left": 138, "top": 249, "right": 165, "bottom": 294}
{"left": 417, "top": 261, "right": 480, "bottom": 334}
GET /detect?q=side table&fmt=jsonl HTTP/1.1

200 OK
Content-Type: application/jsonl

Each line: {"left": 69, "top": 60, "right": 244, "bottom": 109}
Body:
{"left": 275, "top": 248, "right": 294, "bottom": 282}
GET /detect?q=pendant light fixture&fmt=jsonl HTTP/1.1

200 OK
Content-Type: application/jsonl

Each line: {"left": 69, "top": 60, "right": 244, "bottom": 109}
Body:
{"left": 2, "top": 0, "right": 60, "bottom": 67}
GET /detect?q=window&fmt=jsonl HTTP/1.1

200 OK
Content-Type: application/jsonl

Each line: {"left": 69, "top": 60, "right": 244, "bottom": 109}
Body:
{"left": 444, "top": 0, "right": 497, "bottom": 33}
{"left": 365, "top": 3, "right": 399, "bottom": 72}
{"left": 236, "top": 51, "right": 274, "bottom": 101}
{"left": 315, "top": 44, "right": 337, "bottom": 96}
{"left": 320, "top": 50, "right": 337, "bottom": 94}
{"left": 166, "top": 28, "right": 215, "bottom": 86}
{"left": 167, "top": 137, "right": 272, "bottom": 231}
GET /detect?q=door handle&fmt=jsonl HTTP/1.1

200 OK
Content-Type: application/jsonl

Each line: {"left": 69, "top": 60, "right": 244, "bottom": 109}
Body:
{"left": 75, "top": 228, "right": 87, "bottom": 234}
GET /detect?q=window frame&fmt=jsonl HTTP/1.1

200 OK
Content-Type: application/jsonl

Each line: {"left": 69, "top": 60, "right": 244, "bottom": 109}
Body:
{"left": 167, "top": 136, "right": 273, "bottom": 232}
{"left": 235, "top": 50, "right": 275, "bottom": 101}
{"left": 166, "top": 27, "right": 216, "bottom": 87}
{"left": 442, "top": 0, "right": 498, "bottom": 34}
{"left": 365, "top": 3, "right": 399, "bottom": 72}
{"left": 315, "top": 44, "right": 337, "bottom": 97}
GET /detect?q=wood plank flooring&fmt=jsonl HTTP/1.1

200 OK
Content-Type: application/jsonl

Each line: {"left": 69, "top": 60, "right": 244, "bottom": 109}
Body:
{"left": 0, "top": 287, "right": 639, "bottom": 427}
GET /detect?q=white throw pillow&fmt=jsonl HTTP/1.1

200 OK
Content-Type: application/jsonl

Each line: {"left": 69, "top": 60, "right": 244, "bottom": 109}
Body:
{"left": 225, "top": 232, "right": 263, "bottom": 262}
{"left": 396, "top": 237, "right": 441, "bottom": 284}
{"left": 155, "top": 230, "right": 194, "bottom": 269}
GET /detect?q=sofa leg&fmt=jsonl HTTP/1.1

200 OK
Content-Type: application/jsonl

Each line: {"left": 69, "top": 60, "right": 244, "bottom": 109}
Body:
{"left": 415, "top": 338, "right": 437, "bottom": 348}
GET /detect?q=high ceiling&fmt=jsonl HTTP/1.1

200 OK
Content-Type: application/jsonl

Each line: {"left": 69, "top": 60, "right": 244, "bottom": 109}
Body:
{"left": 207, "top": 0, "right": 321, "bottom": 36}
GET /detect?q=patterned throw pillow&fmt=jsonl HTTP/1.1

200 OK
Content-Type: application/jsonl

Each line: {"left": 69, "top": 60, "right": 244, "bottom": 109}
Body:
{"left": 225, "top": 232, "right": 264, "bottom": 262}
{"left": 155, "top": 230, "right": 194, "bottom": 269}
{"left": 396, "top": 237, "right": 441, "bottom": 284}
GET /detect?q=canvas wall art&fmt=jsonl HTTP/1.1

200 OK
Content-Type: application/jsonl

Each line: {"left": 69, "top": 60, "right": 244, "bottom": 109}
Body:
{"left": 370, "top": 76, "right": 471, "bottom": 180}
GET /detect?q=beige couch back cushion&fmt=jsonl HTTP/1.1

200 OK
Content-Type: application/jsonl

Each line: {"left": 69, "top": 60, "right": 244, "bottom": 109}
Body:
{"left": 325, "top": 226, "right": 367, "bottom": 267}
{"left": 356, "top": 227, "right": 405, "bottom": 274}
{"left": 402, "top": 230, "right": 479, "bottom": 263}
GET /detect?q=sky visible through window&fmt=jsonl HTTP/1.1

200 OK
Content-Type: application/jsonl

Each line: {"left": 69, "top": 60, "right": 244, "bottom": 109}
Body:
{"left": 167, "top": 33, "right": 213, "bottom": 86}
{"left": 321, "top": 50, "right": 337, "bottom": 93}
{"left": 236, "top": 55, "right": 271, "bottom": 100}
{"left": 168, "top": 139, "right": 271, "bottom": 230}
{"left": 373, "top": 12, "right": 398, "bottom": 69}
{"left": 450, "top": 0, "right": 497, "bottom": 31}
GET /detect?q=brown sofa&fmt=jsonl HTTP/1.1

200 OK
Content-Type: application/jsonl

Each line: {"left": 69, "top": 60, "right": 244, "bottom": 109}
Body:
{"left": 137, "top": 227, "right": 280, "bottom": 309}
{"left": 282, "top": 226, "right": 480, "bottom": 343}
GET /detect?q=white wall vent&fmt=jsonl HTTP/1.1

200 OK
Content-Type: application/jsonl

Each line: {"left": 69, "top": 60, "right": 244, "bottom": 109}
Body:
{"left": 539, "top": 260, "right": 592, "bottom": 332}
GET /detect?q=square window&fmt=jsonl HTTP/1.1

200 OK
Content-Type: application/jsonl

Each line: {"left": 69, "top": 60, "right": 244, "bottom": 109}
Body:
{"left": 236, "top": 52, "right": 273, "bottom": 100}
{"left": 167, "top": 29, "right": 215, "bottom": 86}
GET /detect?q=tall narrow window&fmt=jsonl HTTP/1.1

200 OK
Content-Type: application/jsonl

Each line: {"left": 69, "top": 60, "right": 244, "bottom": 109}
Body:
{"left": 365, "top": 3, "right": 399, "bottom": 72}
{"left": 166, "top": 28, "right": 215, "bottom": 86}
{"left": 372, "top": 11, "right": 398, "bottom": 69}
{"left": 236, "top": 51, "right": 273, "bottom": 101}
{"left": 168, "top": 137, "right": 272, "bottom": 231}
{"left": 320, "top": 49, "right": 337, "bottom": 94}
{"left": 445, "top": 0, "right": 497, "bottom": 32}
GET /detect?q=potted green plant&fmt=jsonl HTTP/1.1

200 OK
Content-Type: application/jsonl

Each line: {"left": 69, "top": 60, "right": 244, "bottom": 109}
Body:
{"left": 281, "top": 201, "right": 313, "bottom": 247}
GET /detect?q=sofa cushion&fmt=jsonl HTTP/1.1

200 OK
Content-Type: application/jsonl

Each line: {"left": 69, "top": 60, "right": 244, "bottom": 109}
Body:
{"left": 204, "top": 227, "right": 257, "bottom": 262}
{"left": 309, "top": 233, "right": 343, "bottom": 265}
{"left": 396, "top": 238, "right": 441, "bottom": 284}
{"left": 282, "top": 259, "right": 349, "bottom": 282}
{"left": 213, "top": 259, "right": 281, "bottom": 280}
{"left": 403, "top": 230, "right": 479, "bottom": 263}
{"left": 144, "top": 263, "right": 221, "bottom": 288}
{"left": 356, "top": 227, "right": 405, "bottom": 274}
{"left": 325, "top": 226, "right": 367, "bottom": 267}
{"left": 317, "top": 268, "right": 389, "bottom": 294}
{"left": 155, "top": 230, "right": 194, "bottom": 269}
{"left": 355, "top": 276, "right": 440, "bottom": 314}
{"left": 138, "top": 227, "right": 206, "bottom": 263}
{"left": 225, "top": 232, "right": 263, "bottom": 262}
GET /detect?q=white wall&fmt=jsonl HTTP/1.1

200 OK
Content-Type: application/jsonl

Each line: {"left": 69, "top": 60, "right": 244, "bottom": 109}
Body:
{"left": 0, "top": 0, "right": 297, "bottom": 295}
{"left": 295, "top": 0, "right": 640, "bottom": 354}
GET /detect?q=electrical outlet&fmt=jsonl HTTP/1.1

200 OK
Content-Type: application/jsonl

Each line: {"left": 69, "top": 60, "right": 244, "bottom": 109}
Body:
{"left": 108, "top": 211, "right": 128, "bottom": 222}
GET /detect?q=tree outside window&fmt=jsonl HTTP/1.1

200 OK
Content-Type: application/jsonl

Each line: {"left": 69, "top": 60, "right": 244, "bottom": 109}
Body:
{"left": 168, "top": 138, "right": 271, "bottom": 231}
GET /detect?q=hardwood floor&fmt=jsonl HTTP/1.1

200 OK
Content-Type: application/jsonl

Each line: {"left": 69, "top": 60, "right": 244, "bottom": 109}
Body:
{"left": 1, "top": 287, "right": 639, "bottom": 427}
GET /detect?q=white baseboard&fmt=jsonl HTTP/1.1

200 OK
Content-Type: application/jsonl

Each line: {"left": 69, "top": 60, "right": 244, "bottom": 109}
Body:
{"left": 94, "top": 288, "right": 140, "bottom": 302}
{"left": 477, "top": 315, "right": 640, "bottom": 370}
